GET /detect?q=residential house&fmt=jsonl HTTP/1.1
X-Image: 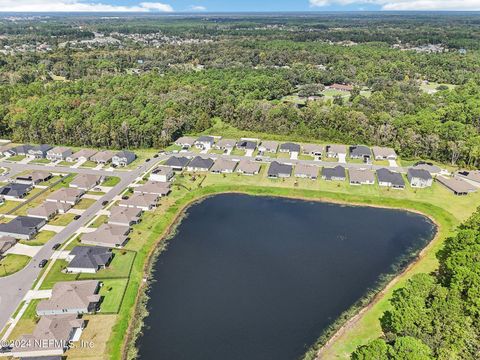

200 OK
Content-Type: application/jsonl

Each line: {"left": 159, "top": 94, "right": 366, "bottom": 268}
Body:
{"left": 70, "top": 174, "right": 103, "bottom": 191}
{"left": 436, "top": 176, "right": 477, "bottom": 195}
{"left": 214, "top": 138, "right": 236, "bottom": 151}
{"left": 372, "top": 146, "right": 397, "bottom": 160}
{"left": 15, "top": 171, "right": 52, "bottom": 185}
{"left": 0, "top": 236, "right": 16, "bottom": 258}
{"left": 164, "top": 156, "right": 190, "bottom": 171}
{"left": 82, "top": 224, "right": 130, "bottom": 248}
{"left": 12, "top": 314, "right": 84, "bottom": 357}
{"left": 108, "top": 206, "right": 142, "bottom": 227}
{"left": 258, "top": 141, "right": 279, "bottom": 154}
{"left": 174, "top": 136, "right": 196, "bottom": 149}
{"left": 412, "top": 162, "right": 442, "bottom": 176}
{"left": 46, "top": 147, "right": 72, "bottom": 161}
{"left": 236, "top": 140, "right": 257, "bottom": 152}
{"left": 46, "top": 188, "right": 84, "bottom": 206}
{"left": 456, "top": 170, "right": 480, "bottom": 187}
{"left": 66, "top": 149, "right": 97, "bottom": 163}
{"left": 407, "top": 168, "right": 433, "bottom": 188}
{"left": 211, "top": 158, "right": 238, "bottom": 174}
{"left": 186, "top": 156, "right": 214, "bottom": 172}
{"left": 119, "top": 193, "right": 159, "bottom": 211}
{"left": 3, "top": 145, "right": 32, "bottom": 157}
{"left": 236, "top": 160, "right": 261, "bottom": 175}
{"left": 91, "top": 150, "right": 116, "bottom": 165}
{"left": 376, "top": 168, "right": 405, "bottom": 189}
{"left": 302, "top": 144, "right": 324, "bottom": 157}
{"left": 66, "top": 246, "right": 113, "bottom": 274}
{"left": 279, "top": 143, "right": 301, "bottom": 155}
{"left": 0, "top": 216, "right": 46, "bottom": 240}
{"left": 112, "top": 150, "right": 136, "bottom": 167}
{"left": 0, "top": 183, "right": 32, "bottom": 199}
{"left": 325, "top": 144, "right": 347, "bottom": 158}
{"left": 349, "top": 169, "right": 375, "bottom": 185}
{"left": 149, "top": 166, "right": 174, "bottom": 183}
{"left": 294, "top": 164, "right": 319, "bottom": 179}
{"left": 27, "top": 144, "right": 52, "bottom": 159}
{"left": 328, "top": 83, "right": 354, "bottom": 91}
{"left": 268, "top": 161, "right": 292, "bottom": 178}
{"left": 27, "top": 202, "right": 60, "bottom": 220}
{"left": 194, "top": 136, "right": 215, "bottom": 150}
{"left": 37, "top": 280, "right": 101, "bottom": 316}
{"left": 134, "top": 181, "right": 171, "bottom": 196}
{"left": 349, "top": 145, "right": 372, "bottom": 163}
{"left": 322, "top": 166, "right": 346, "bottom": 181}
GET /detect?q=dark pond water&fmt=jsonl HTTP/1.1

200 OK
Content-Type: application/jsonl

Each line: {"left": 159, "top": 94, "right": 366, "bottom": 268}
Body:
{"left": 137, "top": 194, "right": 435, "bottom": 360}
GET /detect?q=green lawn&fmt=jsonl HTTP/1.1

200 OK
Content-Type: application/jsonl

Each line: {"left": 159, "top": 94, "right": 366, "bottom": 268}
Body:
{"left": 22, "top": 299, "right": 41, "bottom": 320}
{"left": 80, "top": 160, "right": 98, "bottom": 168}
{"left": 49, "top": 213, "right": 76, "bottom": 226}
{"left": 89, "top": 215, "right": 109, "bottom": 228}
{"left": 39, "top": 260, "right": 73, "bottom": 289}
{"left": 0, "top": 254, "right": 30, "bottom": 277}
{"left": 103, "top": 176, "right": 121, "bottom": 187}
{"left": 20, "top": 230, "right": 55, "bottom": 246}
{"left": 6, "top": 155, "right": 26, "bottom": 162}
{"left": 30, "top": 158, "right": 51, "bottom": 164}
{"left": 74, "top": 198, "right": 96, "bottom": 210}
{"left": 0, "top": 200, "right": 21, "bottom": 214}
{"left": 99, "top": 279, "right": 129, "bottom": 314}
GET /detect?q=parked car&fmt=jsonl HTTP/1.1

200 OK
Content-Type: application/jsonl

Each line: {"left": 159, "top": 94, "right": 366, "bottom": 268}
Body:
{"left": 146, "top": 158, "right": 151, "bottom": 162}
{"left": 121, "top": 195, "right": 129, "bottom": 200}
{"left": 52, "top": 243, "right": 61, "bottom": 250}
{"left": 39, "top": 259, "right": 48, "bottom": 268}
{"left": 102, "top": 200, "right": 109, "bottom": 206}
{"left": 74, "top": 215, "right": 81, "bottom": 220}
{"left": 153, "top": 154, "right": 159, "bottom": 158}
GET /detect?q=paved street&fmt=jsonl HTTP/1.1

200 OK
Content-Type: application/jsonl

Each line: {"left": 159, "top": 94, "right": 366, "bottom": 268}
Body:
{"left": 0, "top": 156, "right": 164, "bottom": 333}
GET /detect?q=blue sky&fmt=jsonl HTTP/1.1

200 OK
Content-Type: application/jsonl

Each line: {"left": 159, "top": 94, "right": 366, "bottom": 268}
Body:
{"left": 0, "top": 0, "right": 479, "bottom": 12}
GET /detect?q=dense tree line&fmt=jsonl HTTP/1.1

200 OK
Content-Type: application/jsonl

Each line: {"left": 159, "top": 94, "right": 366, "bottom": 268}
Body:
{"left": 352, "top": 207, "right": 480, "bottom": 359}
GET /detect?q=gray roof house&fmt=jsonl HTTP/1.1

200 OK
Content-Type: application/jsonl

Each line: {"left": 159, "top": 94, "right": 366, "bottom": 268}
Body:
{"left": 134, "top": 181, "right": 171, "bottom": 196}
{"left": 302, "top": 144, "right": 324, "bottom": 157}
{"left": 349, "top": 169, "right": 375, "bottom": 185}
{"left": 194, "top": 136, "right": 215, "bottom": 150}
{"left": 326, "top": 144, "right": 347, "bottom": 158}
{"left": 456, "top": 170, "right": 480, "bottom": 187}
{"left": 27, "top": 144, "right": 53, "bottom": 159}
{"left": 108, "top": 206, "right": 142, "bottom": 227}
{"left": 82, "top": 224, "right": 130, "bottom": 248}
{"left": 214, "top": 138, "right": 237, "bottom": 150}
{"left": 66, "top": 246, "right": 113, "bottom": 274}
{"left": 66, "top": 149, "right": 98, "bottom": 162}
{"left": 91, "top": 150, "right": 116, "bottom": 164}
{"left": 349, "top": 145, "right": 372, "bottom": 162}
{"left": 112, "top": 150, "right": 136, "bottom": 167}
{"left": 37, "top": 280, "right": 101, "bottom": 316}
{"left": 12, "top": 314, "right": 84, "bottom": 357}
{"left": 27, "top": 202, "right": 60, "bottom": 220}
{"left": 149, "top": 166, "right": 174, "bottom": 182}
{"left": 186, "top": 156, "right": 214, "bottom": 172}
{"left": 236, "top": 160, "right": 261, "bottom": 175}
{"left": 236, "top": 140, "right": 257, "bottom": 151}
{"left": 436, "top": 176, "right": 477, "bottom": 196}
{"left": 372, "top": 146, "right": 397, "bottom": 160}
{"left": 258, "top": 141, "right": 279, "bottom": 153}
{"left": 15, "top": 170, "right": 52, "bottom": 185}
{"left": 0, "top": 216, "right": 46, "bottom": 240}
{"left": 211, "top": 158, "right": 238, "bottom": 174}
{"left": 119, "top": 193, "right": 159, "bottom": 211}
{"left": 70, "top": 174, "right": 103, "bottom": 191}
{"left": 407, "top": 168, "right": 433, "bottom": 188}
{"left": 294, "top": 164, "right": 319, "bottom": 179}
{"left": 175, "top": 136, "right": 196, "bottom": 148}
{"left": 0, "top": 183, "right": 32, "bottom": 199}
{"left": 268, "top": 161, "right": 292, "bottom": 178}
{"left": 279, "top": 142, "right": 301, "bottom": 154}
{"left": 322, "top": 166, "right": 346, "bottom": 181}
{"left": 46, "top": 147, "right": 72, "bottom": 161}
{"left": 165, "top": 156, "right": 190, "bottom": 170}
{"left": 412, "top": 162, "right": 442, "bottom": 175}
{"left": 376, "top": 168, "right": 405, "bottom": 189}
{"left": 3, "top": 145, "right": 33, "bottom": 157}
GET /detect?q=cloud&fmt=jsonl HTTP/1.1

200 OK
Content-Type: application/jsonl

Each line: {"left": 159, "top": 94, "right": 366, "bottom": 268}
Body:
{"left": 0, "top": 0, "right": 174, "bottom": 12}
{"left": 309, "top": 0, "right": 480, "bottom": 10}
{"left": 188, "top": 5, "right": 206, "bottom": 11}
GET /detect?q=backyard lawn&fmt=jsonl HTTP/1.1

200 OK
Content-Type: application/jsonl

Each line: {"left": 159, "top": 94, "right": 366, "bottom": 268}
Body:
{"left": 0, "top": 254, "right": 30, "bottom": 277}
{"left": 99, "top": 279, "right": 129, "bottom": 314}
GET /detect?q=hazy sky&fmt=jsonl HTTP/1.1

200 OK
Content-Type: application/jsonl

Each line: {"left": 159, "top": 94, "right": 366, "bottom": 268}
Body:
{"left": 0, "top": 0, "right": 479, "bottom": 12}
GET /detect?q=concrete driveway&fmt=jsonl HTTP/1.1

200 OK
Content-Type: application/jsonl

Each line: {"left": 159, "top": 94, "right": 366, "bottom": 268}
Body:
{"left": 5, "top": 243, "right": 40, "bottom": 257}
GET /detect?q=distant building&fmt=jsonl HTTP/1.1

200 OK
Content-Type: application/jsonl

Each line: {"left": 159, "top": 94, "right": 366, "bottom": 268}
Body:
{"left": 407, "top": 168, "right": 433, "bottom": 188}
{"left": 149, "top": 166, "right": 174, "bottom": 182}
{"left": 112, "top": 151, "right": 136, "bottom": 167}
{"left": 377, "top": 168, "right": 405, "bottom": 189}
{"left": 322, "top": 166, "right": 346, "bottom": 181}
{"left": 349, "top": 169, "right": 375, "bottom": 185}
{"left": 46, "top": 147, "right": 72, "bottom": 161}
{"left": 268, "top": 161, "right": 292, "bottom": 178}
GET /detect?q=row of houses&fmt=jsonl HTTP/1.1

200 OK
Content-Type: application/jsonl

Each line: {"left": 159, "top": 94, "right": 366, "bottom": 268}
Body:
{"left": 174, "top": 135, "right": 397, "bottom": 162}
{"left": 1, "top": 144, "right": 136, "bottom": 167}
{"left": 165, "top": 156, "right": 261, "bottom": 175}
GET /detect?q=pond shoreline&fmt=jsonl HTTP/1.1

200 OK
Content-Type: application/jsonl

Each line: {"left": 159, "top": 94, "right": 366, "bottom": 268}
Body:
{"left": 118, "top": 186, "right": 452, "bottom": 360}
